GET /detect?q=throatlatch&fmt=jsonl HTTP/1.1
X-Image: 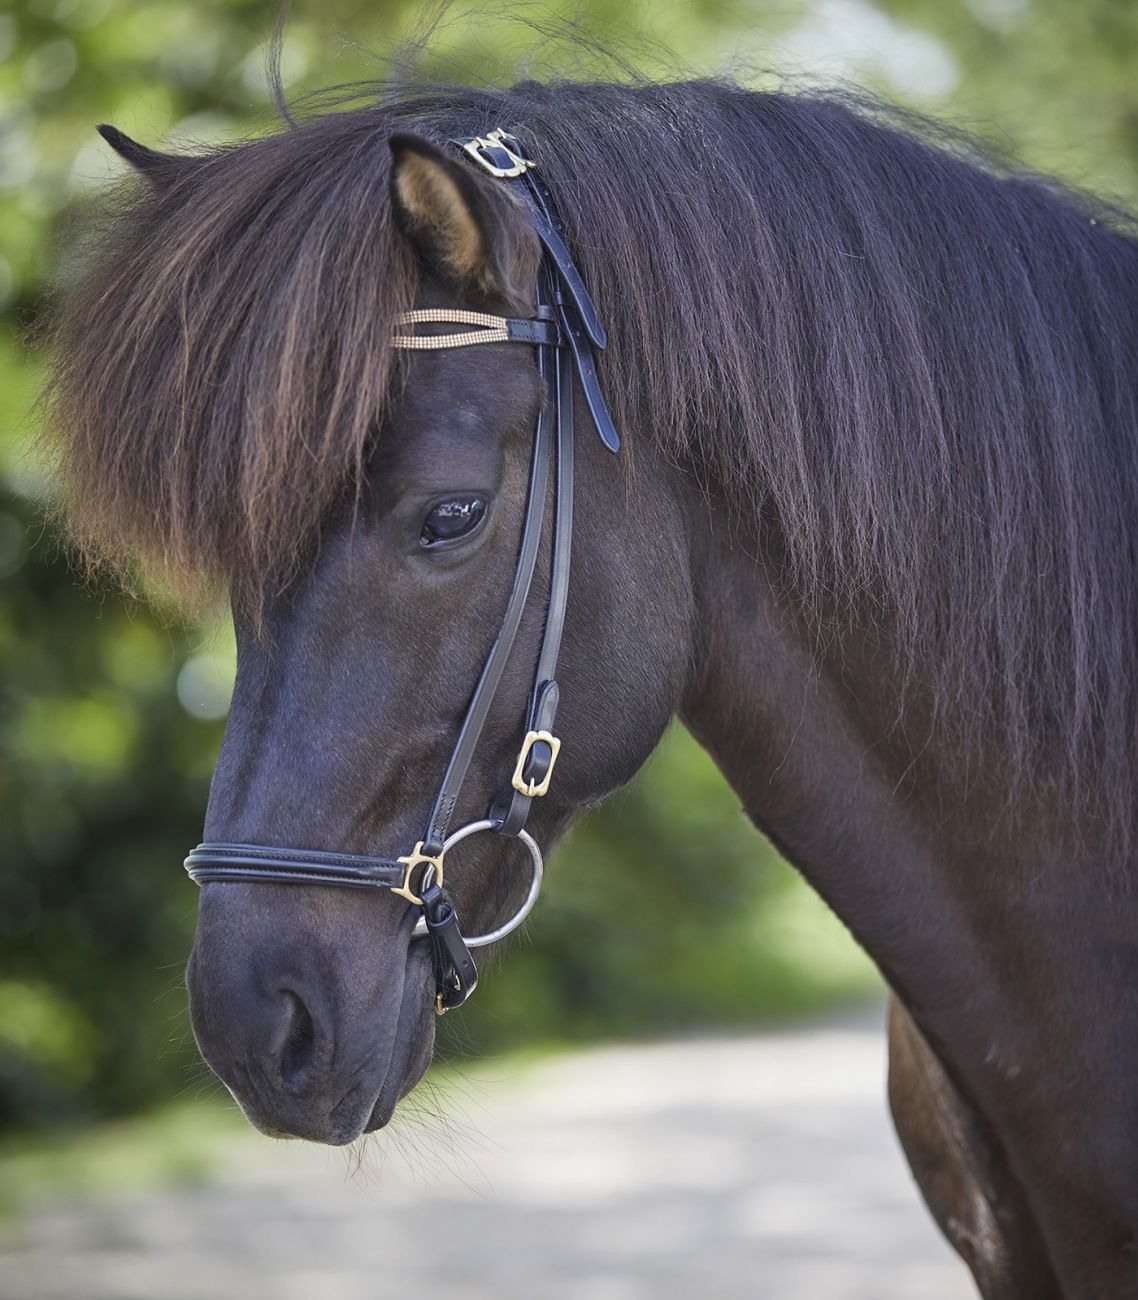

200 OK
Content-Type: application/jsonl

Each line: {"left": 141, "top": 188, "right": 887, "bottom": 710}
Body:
{"left": 185, "top": 127, "right": 620, "bottom": 1014}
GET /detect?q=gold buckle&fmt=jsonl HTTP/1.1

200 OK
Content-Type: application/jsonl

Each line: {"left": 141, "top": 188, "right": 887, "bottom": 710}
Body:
{"left": 510, "top": 730, "right": 561, "bottom": 798}
{"left": 461, "top": 129, "right": 535, "bottom": 179}
{"left": 391, "top": 842, "right": 444, "bottom": 905}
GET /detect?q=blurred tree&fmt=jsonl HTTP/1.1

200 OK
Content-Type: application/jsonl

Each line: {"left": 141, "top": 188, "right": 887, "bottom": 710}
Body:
{"left": 4, "top": 0, "right": 1134, "bottom": 1133}
{"left": 0, "top": 473, "right": 225, "bottom": 1126}
{"left": 878, "top": 0, "right": 1138, "bottom": 205}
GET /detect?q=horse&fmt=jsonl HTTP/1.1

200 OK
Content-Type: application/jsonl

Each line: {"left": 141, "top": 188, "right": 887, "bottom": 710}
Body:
{"left": 44, "top": 74, "right": 1138, "bottom": 1299}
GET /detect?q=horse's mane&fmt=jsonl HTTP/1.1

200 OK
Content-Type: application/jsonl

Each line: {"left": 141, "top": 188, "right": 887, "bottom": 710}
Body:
{"left": 45, "top": 76, "right": 1138, "bottom": 853}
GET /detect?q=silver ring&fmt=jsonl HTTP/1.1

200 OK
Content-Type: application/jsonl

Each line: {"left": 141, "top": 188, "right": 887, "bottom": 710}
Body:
{"left": 410, "top": 820, "right": 544, "bottom": 947}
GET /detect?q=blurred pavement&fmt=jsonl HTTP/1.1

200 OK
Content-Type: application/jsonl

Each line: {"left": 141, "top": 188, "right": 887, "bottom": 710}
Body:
{"left": 2, "top": 1010, "right": 973, "bottom": 1300}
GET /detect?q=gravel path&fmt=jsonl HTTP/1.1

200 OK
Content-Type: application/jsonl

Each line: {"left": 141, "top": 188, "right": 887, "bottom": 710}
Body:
{"left": 2, "top": 1012, "right": 973, "bottom": 1300}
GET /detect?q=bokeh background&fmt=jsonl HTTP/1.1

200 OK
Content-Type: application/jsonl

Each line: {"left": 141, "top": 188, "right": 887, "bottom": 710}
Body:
{"left": 2, "top": 0, "right": 1137, "bottom": 1245}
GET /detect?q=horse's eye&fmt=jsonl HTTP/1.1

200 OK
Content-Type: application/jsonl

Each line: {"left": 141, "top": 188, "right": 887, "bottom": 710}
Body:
{"left": 420, "top": 496, "right": 487, "bottom": 547}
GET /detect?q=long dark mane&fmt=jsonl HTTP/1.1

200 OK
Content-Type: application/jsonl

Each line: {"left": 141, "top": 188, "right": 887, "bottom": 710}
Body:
{"left": 45, "top": 76, "right": 1138, "bottom": 853}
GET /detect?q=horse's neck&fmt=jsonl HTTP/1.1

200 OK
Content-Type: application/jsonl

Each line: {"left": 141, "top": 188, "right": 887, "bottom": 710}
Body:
{"left": 682, "top": 545, "right": 913, "bottom": 975}
{"left": 676, "top": 513, "right": 1073, "bottom": 1001}
{"left": 677, "top": 505, "right": 1138, "bottom": 1275}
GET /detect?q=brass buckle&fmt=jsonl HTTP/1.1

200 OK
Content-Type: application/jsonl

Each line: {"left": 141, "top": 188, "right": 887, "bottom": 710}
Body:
{"left": 510, "top": 730, "right": 561, "bottom": 798}
{"left": 461, "top": 129, "right": 535, "bottom": 179}
{"left": 392, "top": 842, "right": 444, "bottom": 905}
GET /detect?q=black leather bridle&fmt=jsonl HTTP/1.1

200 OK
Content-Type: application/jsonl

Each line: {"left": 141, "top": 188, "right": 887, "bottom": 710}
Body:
{"left": 185, "top": 130, "right": 620, "bottom": 1013}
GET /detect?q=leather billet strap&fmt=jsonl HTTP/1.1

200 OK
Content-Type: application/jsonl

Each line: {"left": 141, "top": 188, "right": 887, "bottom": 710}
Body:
{"left": 420, "top": 881, "right": 480, "bottom": 1009}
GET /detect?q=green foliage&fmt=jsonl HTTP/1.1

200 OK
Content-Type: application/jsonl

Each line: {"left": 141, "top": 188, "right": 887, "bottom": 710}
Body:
{"left": 878, "top": 0, "right": 1138, "bottom": 206}
{"left": 0, "top": 468, "right": 228, "bottom": 1127}
{"left": 4, "top": 0, "right": 1136, "bottom": 1135}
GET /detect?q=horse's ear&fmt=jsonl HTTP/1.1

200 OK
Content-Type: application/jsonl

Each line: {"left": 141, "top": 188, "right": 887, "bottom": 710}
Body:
{"left": 388, "top": 132, "right": 518, "bottom": 302}
{"left": 97, "top": 124, "right": 182, "bottom": 188}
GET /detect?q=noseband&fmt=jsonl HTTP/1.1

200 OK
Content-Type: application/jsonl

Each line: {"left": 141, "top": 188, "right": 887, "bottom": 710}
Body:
{"left": 185, "top": 130, "right": 620, "bottom": 1014}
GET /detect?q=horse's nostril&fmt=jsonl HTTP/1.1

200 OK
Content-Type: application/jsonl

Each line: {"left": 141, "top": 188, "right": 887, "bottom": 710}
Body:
{"left": 277, "top": 989, "right": 317, "bottom": 1090}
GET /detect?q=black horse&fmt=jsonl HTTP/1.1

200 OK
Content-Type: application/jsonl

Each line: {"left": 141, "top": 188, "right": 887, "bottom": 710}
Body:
{"left": 46, "top": 76, "right": 1138, "bottom": 1299}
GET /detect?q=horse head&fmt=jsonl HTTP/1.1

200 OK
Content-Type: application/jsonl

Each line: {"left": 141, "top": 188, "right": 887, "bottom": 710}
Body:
{"left": 117, "top": 130, "right": 697, "bottom": 1142}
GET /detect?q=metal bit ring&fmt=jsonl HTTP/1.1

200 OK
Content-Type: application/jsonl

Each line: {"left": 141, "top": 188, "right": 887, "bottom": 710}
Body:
{"left": 410, "top": 820, "right": 544, "bottom": 948}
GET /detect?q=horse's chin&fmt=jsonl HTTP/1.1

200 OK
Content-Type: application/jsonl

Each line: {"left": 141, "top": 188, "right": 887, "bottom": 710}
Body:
{"left": 228, "top": 1002, "right": 434, "bottom": 1145}
{"left": 362, "top": 992, "right": 437, "bottom": 1136}
{"left": 317, "top": 948, "right": 438, "bottom": 1143}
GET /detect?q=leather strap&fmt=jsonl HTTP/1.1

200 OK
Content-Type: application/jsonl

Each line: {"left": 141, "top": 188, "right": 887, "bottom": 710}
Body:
{"left": 511, "top": 165, "right": 620, "bottom": 453}
{"left": 490, "top": 331, "right": 576, "bottom": 836}
{"left": 419, "top": 307, "right": 558, "bottom": 856}
{"left": 534, "top": 340, "right": 576, "bottom": 701}
{"left": 505, "top": 315, "right": 561, "bottom": 346}
{"left": 463, "top": 137, "right": 608, "bottom": 349}
{"left": 421, "top": 881, "right": 479, "bottom": 1010}
{"left": 451, "top": 132, "right": 619, "bottom": 452}
{"left": 185, "top": 843, "right": 405, "bottom": 889}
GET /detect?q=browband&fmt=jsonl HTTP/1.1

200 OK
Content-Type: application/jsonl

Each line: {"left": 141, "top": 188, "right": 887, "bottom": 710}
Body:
{"left": 392, "top": 307, "right": 562, "bottom": 350}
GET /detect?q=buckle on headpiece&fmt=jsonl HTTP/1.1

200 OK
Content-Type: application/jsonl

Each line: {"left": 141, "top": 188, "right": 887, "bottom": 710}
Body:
{"left": 511, "top": 730, "right": 561, "bottom": 798}
{"left": 459, "top": 129, "right": 535, "bottom": 179}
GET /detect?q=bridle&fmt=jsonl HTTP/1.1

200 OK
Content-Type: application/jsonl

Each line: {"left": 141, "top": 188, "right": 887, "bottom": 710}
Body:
{"left": 185, "top": 130, "right": 620, "bottom": 1014}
